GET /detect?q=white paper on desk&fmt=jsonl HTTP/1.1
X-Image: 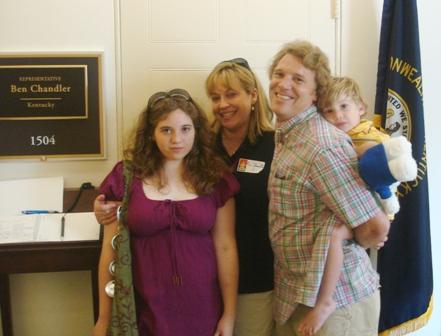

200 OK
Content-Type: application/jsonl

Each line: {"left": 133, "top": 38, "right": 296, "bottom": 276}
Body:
{"left": 0, "top": 215, "right": 39, "bottom": 243}
{"left": 0, "top": 213, "right": 100, "bottom": 244}
{"left": 0, "top": 176, "right": 64, "bottom": 216}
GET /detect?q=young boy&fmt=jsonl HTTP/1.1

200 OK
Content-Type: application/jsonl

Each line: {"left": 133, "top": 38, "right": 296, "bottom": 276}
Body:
{"left": 321, "top": 76, "right": 387, "bottom": 156}
{"left": 297, "top": 76, "right": 416, "bottom": 336}
{"left": 320, "top": 77, "right": 416, "bottom": 216}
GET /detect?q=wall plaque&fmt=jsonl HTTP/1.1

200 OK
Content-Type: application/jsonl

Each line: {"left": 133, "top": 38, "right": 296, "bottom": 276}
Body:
{"left": 0, "top": 53, "right": 104, "bottom": 159}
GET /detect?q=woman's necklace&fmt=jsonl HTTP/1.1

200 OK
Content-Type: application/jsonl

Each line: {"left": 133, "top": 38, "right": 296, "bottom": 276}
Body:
{"left": 222, "top": 133, "right": 243, "bottom": 156}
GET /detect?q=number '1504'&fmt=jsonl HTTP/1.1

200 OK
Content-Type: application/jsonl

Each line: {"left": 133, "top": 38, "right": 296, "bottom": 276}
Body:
{"left": 30, "top": 135, "right": 56, "bottom": 146}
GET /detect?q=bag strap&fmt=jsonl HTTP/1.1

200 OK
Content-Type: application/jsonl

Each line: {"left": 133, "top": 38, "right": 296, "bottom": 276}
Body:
{"left": 108, "top": 160, "right": 139, "bottom": 336}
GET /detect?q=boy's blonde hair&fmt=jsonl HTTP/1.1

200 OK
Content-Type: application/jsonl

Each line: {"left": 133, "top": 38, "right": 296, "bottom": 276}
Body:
{"left": 319, "top": 76, "right": 368, "bottom": 111}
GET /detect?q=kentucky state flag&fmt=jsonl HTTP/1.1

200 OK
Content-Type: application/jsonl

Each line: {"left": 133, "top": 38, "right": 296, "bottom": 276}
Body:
{"left": 374, "top": 0, "right": 433, "bottom": 335}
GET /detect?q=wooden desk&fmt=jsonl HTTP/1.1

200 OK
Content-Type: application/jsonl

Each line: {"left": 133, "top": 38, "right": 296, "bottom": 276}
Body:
{"left": 0, "top": 188, "right": 101, "bottom": 336}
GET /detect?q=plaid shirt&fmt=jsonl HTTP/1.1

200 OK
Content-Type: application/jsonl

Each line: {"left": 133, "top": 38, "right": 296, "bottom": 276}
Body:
{"left": 268, "top": 106, "right": 381, "bottom": 324}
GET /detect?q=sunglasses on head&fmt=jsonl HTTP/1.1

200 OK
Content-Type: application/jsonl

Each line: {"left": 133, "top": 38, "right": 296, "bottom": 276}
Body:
{"left": 147, "top": 88, "right": 193, "bottom": 109}
{"left": 221, "top": 57, "right": 251, "bottom": 71}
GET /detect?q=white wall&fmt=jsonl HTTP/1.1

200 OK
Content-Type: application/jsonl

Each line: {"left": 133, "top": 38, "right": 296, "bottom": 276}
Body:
{"left": 342, "top": 1, "right": 441, "bottom": 335}
{"left": 0, "top": 0, "right": 440, "bottom": 335}
{"left": 415, "top": 1, "right": 441, "bottom": 335}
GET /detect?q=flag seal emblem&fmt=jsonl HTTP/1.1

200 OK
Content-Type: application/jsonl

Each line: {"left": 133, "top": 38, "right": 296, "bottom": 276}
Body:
{"left": 386, "top": 89, "right": 412, "bottom": 139}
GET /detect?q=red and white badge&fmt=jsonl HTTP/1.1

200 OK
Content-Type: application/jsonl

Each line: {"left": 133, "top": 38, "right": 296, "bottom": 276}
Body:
{"left": 237, "top": 158, "right": 265, "bottom": 173}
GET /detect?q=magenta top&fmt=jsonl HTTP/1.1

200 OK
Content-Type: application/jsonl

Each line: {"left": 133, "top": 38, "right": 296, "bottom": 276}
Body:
{"left": 100, "top": 161, "right": 239, "bottom": 335}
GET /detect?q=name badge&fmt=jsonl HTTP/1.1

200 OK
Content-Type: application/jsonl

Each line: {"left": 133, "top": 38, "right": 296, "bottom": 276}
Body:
{"left": 237, "top": 158, "right": 265, "bottom": 174}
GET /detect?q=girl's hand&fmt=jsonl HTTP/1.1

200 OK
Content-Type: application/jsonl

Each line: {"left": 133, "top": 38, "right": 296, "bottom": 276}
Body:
{"left": 213, "top": 315, "right": 235, "bottom": 336}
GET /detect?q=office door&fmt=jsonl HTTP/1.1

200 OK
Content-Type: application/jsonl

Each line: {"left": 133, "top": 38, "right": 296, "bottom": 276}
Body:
{"left": 117, "top": 0, "right": 339, "bottom": 144}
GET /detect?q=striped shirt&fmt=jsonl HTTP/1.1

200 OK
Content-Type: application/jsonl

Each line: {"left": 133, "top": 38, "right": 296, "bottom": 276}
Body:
{"left": 268, "top": 106, "right": 381, "bottom": 324}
